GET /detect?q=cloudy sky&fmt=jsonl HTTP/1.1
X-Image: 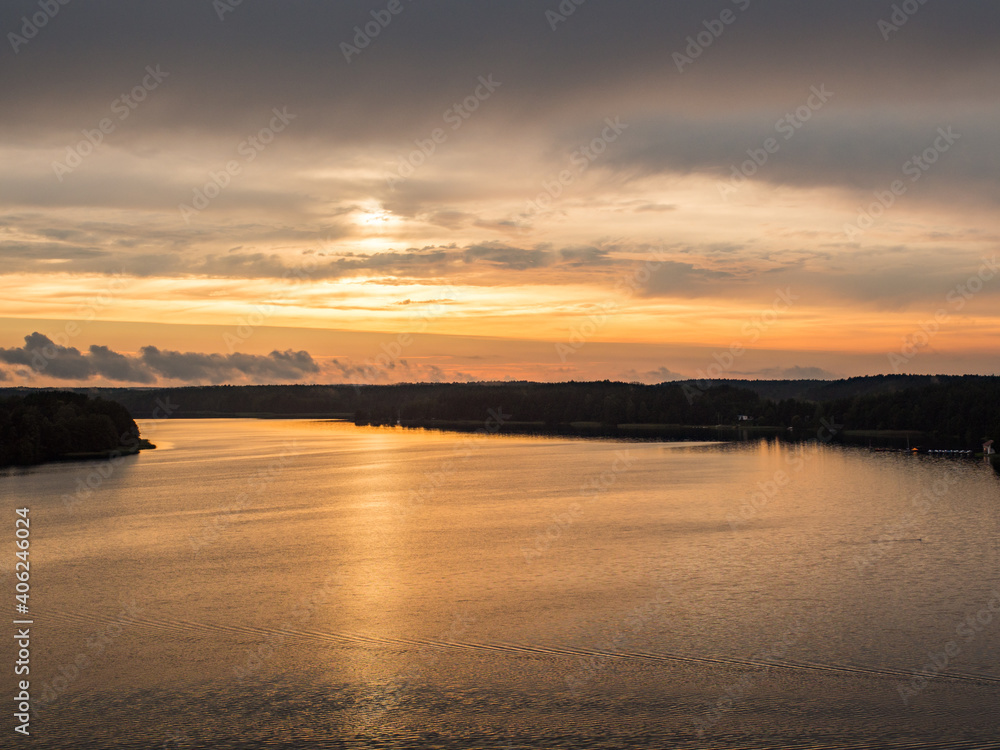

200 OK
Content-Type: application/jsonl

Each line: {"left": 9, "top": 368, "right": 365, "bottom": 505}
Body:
{"left": 1, "top": 0, "right": 998, "bottom": 385}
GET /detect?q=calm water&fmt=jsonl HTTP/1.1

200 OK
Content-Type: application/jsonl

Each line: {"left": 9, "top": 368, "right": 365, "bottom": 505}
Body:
{"left": 3, "top": 419, "right": 1000, "bottom": 749}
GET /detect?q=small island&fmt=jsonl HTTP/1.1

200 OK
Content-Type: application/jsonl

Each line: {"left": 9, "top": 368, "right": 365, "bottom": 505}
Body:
{"left": 0, "top": 391, "right": 153, "bottom": 468}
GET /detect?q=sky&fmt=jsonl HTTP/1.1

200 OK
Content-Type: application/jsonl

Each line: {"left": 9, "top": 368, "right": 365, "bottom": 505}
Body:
{"left": 1, "top": 0, "right": 998, "bottom": 386}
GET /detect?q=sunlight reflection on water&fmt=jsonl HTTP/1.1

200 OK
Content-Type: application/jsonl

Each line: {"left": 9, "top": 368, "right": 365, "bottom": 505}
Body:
{"left": 6, "top": 419, "right": 1000, "bottom": 748}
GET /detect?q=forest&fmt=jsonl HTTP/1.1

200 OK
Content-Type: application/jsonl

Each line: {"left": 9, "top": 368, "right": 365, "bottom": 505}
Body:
{"left": 0, "top": 391, "right": 150, "bottom": 467}
{"left": 3, "top": 374, "right": 998, "bottom": 451}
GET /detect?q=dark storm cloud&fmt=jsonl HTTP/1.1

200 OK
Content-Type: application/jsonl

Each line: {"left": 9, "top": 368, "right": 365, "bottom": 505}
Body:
{"left": 0, "top": 333, "right": 319, "bottom": 383}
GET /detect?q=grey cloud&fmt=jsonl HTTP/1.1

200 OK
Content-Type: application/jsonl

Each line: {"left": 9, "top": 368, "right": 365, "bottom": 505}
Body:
{"left": 88, "top": 345, "right": 157, "bottom": 384}
{"left": 0, "top": 332, "right": 319, "bottom": 384}
{"left": 559, "top": 246, "right": 611, "bottom": 266}
{"left": 3, "top": 2, "right": 997, "bottom": 157}
{"left": 0, "top": 242, "right": 108, "bottom": 260}
{"left": 741, "top": 257, "right": 1000, "bottom": 310}
{"left": 0, "top": 240, "right": 616, "bottom": 280}
{"left": 2, "top": 0, "right": 996, "bottom": 242}
{"left": 418, "top": 211, "right": 524, "bottom": 235}
{"left": 328, "top": 358, "right": 386, "bottom": 383}
{"left": 631, "top": 248, "right": 1000, "bottom": 308}
{"left": 139, "top": 347, "right": 319, "bottom": 383}
{"left": 0, "top": 333, "right": 99, "bottom": 380}
{"left": 426, "top": 211, "right": 473, "bottom": 229}
{"left": 642, "top": 261, "right": 739, "bottom": 297}
{"left": 327, "top": 357, "right": 472, "bottom": 384}
{"left": 0, "top": 167, "right": 319, "bottom": 214}
{"left": 606, "top": 114, "right": 998, "bottom": 197}
{"left": 462, "top": 243, "right": 550, "bottom": 270}
{"left": 4, "top": 225, "right": 993, "bottom": 312}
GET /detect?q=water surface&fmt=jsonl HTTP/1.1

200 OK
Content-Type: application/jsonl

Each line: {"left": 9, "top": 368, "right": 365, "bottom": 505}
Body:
{"left": 5, "top": 419, "right": 1000, "bottom": 748}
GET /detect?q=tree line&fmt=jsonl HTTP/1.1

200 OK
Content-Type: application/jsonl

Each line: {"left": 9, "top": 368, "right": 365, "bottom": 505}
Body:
{"left": 0, "top": 391, "right": 146, "bottom": 467}
{"left": 3, "top": 374, "right": 997, "bottom": 450}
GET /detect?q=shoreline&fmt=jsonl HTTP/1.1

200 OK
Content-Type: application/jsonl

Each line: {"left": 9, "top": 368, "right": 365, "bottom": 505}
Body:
{"left": 0, "top": 438, "right": 155, "bottom": 470}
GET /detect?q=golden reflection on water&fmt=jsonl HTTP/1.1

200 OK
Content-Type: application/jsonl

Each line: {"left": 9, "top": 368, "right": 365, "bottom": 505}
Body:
{"left": 8, "top": 418, "right": 1000, "bottom": 748}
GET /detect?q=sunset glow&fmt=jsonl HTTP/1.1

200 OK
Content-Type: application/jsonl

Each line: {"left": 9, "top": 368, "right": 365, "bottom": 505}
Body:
{"left": 2, "top": 2, "right": 998, "bottom": 385}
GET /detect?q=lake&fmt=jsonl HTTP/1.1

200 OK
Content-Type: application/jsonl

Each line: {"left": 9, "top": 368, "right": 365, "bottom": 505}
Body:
{"left": 4, "top": 418, "right": 1000, "bottom": 748}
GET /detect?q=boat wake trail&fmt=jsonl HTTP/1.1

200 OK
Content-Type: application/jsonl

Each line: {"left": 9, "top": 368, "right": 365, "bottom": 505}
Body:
{"left": 36, "top": 606, "right": 1000, "bottom": 687}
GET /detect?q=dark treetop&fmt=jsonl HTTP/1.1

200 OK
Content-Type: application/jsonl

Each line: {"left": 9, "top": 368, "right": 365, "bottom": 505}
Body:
{"left": 0, "top": 390, "right": 148, "bottom": 467}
